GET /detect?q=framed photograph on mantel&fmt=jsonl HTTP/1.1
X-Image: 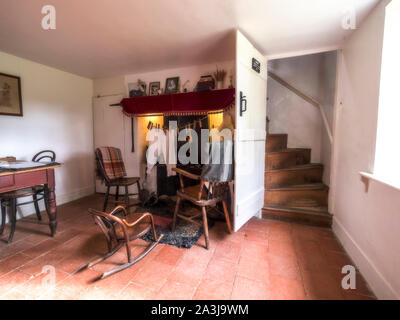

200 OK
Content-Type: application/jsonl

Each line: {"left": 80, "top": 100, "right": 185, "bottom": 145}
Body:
{"left": 0, "top": 72, "right": 23, "bottom": 117}
{"left": 165, "top": 77, "right": 179, "bottom": 94}
{"left": 149, "top": 81, "right": 161, "bottom": 96}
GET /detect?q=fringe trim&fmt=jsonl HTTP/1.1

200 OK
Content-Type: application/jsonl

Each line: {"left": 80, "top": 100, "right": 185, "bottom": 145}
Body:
{"left": 122, "top": 102, "right": 235, "bottom": 118}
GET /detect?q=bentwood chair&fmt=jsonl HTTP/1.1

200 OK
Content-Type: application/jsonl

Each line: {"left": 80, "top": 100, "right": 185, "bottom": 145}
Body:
{"left": 172, "top": 167, "right": 232, "bottom": 250}
{"left": 0, "top": 150, "right": 56, "bottom": 243}
{"left": 76, "top": 205, "right": 163, "bottom": 279}
{"left": 95, "top": 147, "right": 141, "bottom": 211}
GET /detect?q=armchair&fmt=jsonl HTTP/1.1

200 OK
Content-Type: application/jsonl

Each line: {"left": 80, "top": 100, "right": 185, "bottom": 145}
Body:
{"left": 172, "top": 167, "right": 232, "bottom": 250}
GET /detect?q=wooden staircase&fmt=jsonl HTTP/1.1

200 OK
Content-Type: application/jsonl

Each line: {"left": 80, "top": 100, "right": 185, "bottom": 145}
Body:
{"left": 263, "top": 134, "right": 332, "bottom": 227}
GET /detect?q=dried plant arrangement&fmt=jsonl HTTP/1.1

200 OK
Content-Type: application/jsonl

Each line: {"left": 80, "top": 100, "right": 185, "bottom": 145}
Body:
{"left": 214, "top": 68, "right": 227, "bottom": 82}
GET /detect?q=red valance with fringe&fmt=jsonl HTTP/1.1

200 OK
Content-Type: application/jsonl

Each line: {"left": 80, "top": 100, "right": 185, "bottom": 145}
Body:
{"left": 121, "top": 88, "right": 235, "bottom": 116}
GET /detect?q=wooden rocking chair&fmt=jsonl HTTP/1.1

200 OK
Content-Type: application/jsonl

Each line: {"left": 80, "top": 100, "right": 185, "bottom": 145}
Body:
{"left": 77, "top": 206, "right": 163, "bottom": 280}
{"left": 172, "top": 167, "right": 232, "bottom": 250}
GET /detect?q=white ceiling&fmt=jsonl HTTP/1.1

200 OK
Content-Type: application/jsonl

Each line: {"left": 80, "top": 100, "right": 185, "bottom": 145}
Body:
{"left": 0, "top": 0, "right": 380, "bottom": 79}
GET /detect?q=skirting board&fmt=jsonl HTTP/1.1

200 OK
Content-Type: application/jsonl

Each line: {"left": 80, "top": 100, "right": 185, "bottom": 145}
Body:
{"left": 56, "top": 185, "right": 95, "bottom": 205}
{"left": 333, "top": 216, "right": 399, "bottom": 299}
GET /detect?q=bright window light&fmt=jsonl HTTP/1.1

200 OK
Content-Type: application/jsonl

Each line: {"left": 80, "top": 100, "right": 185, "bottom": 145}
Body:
{"left": 373, "top": 0, "right": 400, "bottom": 188}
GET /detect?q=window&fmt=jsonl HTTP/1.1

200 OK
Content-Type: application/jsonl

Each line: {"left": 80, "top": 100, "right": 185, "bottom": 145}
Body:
{"left": 373, "top": 0, "right": 400, "bottom": 188}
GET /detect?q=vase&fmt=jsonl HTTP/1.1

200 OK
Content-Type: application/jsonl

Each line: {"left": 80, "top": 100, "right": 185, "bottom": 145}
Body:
{"left": 216, "top": 80, "right": 224, "bottom": 90}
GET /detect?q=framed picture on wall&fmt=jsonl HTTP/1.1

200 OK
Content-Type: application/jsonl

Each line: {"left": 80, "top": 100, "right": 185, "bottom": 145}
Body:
{"left": 0, "top": 72, "right": 23, "bottom": 117}
{"left": 149, "top": 82, "right": 161, "bottom": 96}
{"left": 165, "top": 77, "right": 179, "bottom": 94}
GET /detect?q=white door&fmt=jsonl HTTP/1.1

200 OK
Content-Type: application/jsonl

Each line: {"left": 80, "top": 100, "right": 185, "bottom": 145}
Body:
{"left": 93, "top": 95, "right": 125, "bottom": 194}
{"left": 234, "top": 31, "right": 267, "bottom": 231}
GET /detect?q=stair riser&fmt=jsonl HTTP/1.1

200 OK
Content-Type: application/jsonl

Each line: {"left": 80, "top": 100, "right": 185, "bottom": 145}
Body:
{"left": 262, "top": 208, "right": 332, "bottom": 228}
{"left": 265, "top": 150, "right": 311, "bottom": 170}
{"left": 264, "top": 189, "right": 328, "bottom": 207}
{"left": 265, "top": 167, "right": 323, "bottom": 188}
{"left": 266, "top": 135, "right": 288, "bottom": 152}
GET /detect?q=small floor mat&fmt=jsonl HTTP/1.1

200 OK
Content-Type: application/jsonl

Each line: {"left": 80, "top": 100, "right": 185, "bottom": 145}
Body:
{"left": 133, "top": 198, "right": 214, "bottom": 248}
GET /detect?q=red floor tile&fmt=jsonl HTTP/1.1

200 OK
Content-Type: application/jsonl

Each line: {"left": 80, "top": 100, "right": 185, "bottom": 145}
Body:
{"left": 168, "top": 258, "right": 208, "bottom": 287}
{"left": 18, "top": 249, "right": 67, "bottom": 276}
{"left": 237, "top": 255, "right": 269, "bottom": 283}
{"left": 240, "top": 240, "right": 269, "bottom": 262}
{"left": 203, "top": 256, "right": 238, "bottom": 283}
{"left": 153, "top": 245, "right": 185, "bottom": 266}
{"left": 0, "top": 253, "right": 32, "bottom": 277}
{"left": 267, "top": 221, "right": 292, "bottom": 242}
{"left": 157, "top": 280, "right": 197, "bottom": 300}
{"left": 18, "top": 268, "right": 70, "bottom": 299}
{"left": 244, "top": 218, "right": 270, "bottom": 233}
{"left": 269, "top": 274, "right": 306, "bottom": 300}
{"left": 231, "top": 276, "right": 269, "bottom": 300}
{"left": 0, "top": 270, "right": 32, "bottom": 297}
{"left": 117, "top": 282, "right": 157, "bottom": 300}
{"left": 268, "top": 239, "right": 296, "bottom": 258}
{"left": 243, "top": 229, "right": 269, "bottom": 244}
{"left": 193, "top": 278, "right": 234, "bottom": 300}
{"left": 130, "top": 260, "right": 175, "bottom": 291}
{"left": 324, "top": 251, "right": 354, "bottom": 270}
{"left": 319, "top": 237, "right": 345, "bottom": 253}
{"left": 301, "top": 270, "right": 345, "bottom": 300}
{"left": 267, "top": 252, "right": 301, "bottom": 280}
{"left": 22, "top": 239, "right": 62, "bottom": 259}
{"left": 214, "top": 240, "right": 242, "bottom": 263}
{"left": 55, "top": 268, "right": 102, "bottom": 298}
{"left": 296, "top": 240, "right": 329, "bottom": 272}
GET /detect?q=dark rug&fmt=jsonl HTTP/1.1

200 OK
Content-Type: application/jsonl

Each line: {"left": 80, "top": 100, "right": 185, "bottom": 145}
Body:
{"left": 133, "top": 198, "right": 215, "bottom": 249}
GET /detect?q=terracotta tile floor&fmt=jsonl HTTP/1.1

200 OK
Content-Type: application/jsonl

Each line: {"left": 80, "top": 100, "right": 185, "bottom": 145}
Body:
{"left": 0, "top": 195, "right": 376, "bottom": 300}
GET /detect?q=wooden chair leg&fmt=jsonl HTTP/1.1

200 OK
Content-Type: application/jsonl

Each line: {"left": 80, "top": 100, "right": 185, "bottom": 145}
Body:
{"left": 8, "top": 199, "right": 17, "bottom": 243}
{"left": 125, "top": 241, "right": 132, "bottom": 263}
{"left": 32, "top": 194, "right": 42, "bottom": 221}
{"left": 136, "top": 181, "right": 142, "bottom": 204}
{"left": 172, "top": 197, "right": 181, "bottom": 231}
{"left": 124, "top": 186, "right": 129, "bottom": 208}
{"left": 115, "top": 186, "right": 119, "bottom": 202}
{"left": 0, "top": 200, "right": 6, "bottom": 235}
{"left": 103, "top": 186, "right": 110, "bottom": 211}
{"left": 201, "top": 206, "right": 210, "bottom": 250}
{"left": 222, "top": 200, "right": 232, "bottom": 234}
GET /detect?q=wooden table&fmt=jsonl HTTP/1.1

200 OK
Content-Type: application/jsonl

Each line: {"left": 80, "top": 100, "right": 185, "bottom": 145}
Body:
{"left": 0, "top": 165, "right": 61, "bottom": 236}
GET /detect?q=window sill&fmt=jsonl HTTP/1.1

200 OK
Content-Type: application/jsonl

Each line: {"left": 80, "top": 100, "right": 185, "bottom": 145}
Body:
{"left": 360, "top": 172, "right": 400, "bottom": 191}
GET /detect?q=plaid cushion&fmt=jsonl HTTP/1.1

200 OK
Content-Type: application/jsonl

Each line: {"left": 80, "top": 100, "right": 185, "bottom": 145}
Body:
{"left": 97, "top": 147, "right": 126, "bottom": 180}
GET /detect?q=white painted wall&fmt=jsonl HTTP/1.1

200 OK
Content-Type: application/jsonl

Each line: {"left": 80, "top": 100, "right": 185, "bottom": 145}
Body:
{"left": 332, "top": 0, "right": 400, "bottom": 299}
{"left": 267, "top": 51, "right": 337, "bottom": 184}
{"left": 0, "top": 51, "right": 94, "bottom": 218}
{"left": 267, "top": 79, "right": 323, "bottom": 163}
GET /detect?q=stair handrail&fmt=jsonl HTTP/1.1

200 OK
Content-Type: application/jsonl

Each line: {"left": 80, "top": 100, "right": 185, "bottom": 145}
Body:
{"left": 268, "top": 71, "right": 333, "bottom": 144}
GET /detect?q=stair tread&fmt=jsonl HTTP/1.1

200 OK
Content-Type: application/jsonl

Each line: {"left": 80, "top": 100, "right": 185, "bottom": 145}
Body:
{"left": 265, "top": 183, "right": 328, "bottom": 191}
{"left": 266, "top": 163, "right": 323, "bottom": 172}
{"left": 263, "top": 205, "right": 332, "bottom": 216}
{"left": 267, "top": 148, "right": 311, "bottom": 154}
{"left": 267, "top": 133, "right": 288, "bottom": 137}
